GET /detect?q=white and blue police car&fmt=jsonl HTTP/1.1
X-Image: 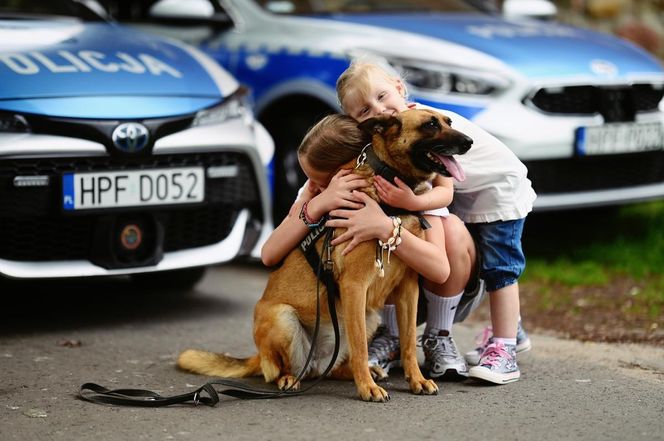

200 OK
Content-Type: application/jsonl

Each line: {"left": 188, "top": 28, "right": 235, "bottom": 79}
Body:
{"left": 0, "top": 0, "right": 274, "bottom": 287}
{"left": 114, "top": 0, "right": 664, "bottom": 221}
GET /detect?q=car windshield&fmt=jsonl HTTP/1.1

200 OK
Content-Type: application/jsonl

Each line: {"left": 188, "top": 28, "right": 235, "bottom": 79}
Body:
{"left": 257, "top": 0, "right": 488, "bottom": 15}
{"left": 0, "top": 0, "right": 105, "bottom": 21}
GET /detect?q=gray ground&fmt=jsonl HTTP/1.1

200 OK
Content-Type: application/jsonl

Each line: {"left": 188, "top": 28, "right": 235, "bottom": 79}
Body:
{"left": 1, "top": 263, "right": 663, "bottom": 441}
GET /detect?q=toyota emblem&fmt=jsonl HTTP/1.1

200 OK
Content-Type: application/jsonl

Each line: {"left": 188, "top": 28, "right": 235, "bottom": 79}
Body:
{"left": 112, "top": 122, "right": 150, "bottom": 153}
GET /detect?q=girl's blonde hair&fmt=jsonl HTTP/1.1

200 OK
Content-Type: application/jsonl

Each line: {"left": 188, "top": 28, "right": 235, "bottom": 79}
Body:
{"left": 297, "top": 114, "right": 369, "bottom": 173}
{"left": 336, "top": 61, "right": 407, "bottom": 113}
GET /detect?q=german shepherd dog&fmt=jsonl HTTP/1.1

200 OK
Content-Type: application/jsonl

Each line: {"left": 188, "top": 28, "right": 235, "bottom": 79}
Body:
{"left": 178, "top": 109, "right": 472, "bottom": 402}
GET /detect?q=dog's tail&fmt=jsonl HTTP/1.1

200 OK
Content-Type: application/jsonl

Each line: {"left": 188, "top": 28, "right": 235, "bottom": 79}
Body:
{"left": 177, "top": 349, "right": 262, "bottom": 378}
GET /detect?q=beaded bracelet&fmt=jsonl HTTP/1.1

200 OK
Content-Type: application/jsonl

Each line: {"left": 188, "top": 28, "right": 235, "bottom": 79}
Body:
{"left": 299, "top": 200, "right": 326, "bottom": 228}
{"left": 375, "top": 216, "right": 402, "bottom": 277}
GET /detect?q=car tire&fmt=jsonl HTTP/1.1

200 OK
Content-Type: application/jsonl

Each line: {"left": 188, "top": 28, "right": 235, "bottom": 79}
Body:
{"left": 262, "top": 102, "right": 333, "bottom": 223}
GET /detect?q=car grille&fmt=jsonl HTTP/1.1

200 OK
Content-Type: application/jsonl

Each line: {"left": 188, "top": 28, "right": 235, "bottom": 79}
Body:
{"left": 524, "top": 151, "right": 664, "bottom": 194}
{"left": 527, "top": 84, "right": 664, "bottom": 122}
{"left": 0, "top": 152, "right": 261, "bottom": 261}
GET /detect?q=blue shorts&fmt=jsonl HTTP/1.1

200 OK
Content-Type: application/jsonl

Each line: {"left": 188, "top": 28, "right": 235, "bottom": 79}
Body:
{"left": 466, "top": 218, "right": 526, "bottom": 292}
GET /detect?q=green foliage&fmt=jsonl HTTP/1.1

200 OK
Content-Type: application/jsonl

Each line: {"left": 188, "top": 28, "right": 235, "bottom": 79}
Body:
{"left": 521, "top": 201, "right": 664, "bottom": 320}
{"left": 523, "top": 201, "right": 664, "bottom": 281}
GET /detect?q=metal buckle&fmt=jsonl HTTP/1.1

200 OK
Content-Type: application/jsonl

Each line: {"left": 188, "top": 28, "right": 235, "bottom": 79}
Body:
{"left": 355, "top": 143, "right": 371, "bottom": 169}
{"left": 192, "top": 391, "right": 200, "bottom": 406}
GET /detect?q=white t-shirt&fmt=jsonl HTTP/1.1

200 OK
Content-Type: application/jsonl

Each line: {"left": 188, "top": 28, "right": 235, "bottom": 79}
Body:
{"left": 416, "top": 103, "right": 537, "bottom": 223}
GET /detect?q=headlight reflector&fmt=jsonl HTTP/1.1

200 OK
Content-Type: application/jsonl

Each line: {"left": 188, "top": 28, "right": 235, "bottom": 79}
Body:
{"left": 191, "top": 86, "right": 253, "bottom": 127}
{"left": 389, "top": 59, "right": 509, "bottom": 96}
{"left": 0, "top": 113, "right": 30, "bottom": 133}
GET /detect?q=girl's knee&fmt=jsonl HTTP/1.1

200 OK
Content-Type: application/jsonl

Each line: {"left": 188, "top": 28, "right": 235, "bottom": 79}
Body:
{"left": 442, "top": 215, "right": 474, "bottom": 259}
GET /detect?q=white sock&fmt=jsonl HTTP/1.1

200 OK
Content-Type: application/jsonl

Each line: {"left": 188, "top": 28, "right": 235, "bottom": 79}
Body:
{"left": 424, "top": 289, "right": 463, "bottom": 335}
{"left": 494, "top": 337, "right": 517, "bottom": 347}
{"left": 381, "top": 305, "right": 399, "bottom": 337}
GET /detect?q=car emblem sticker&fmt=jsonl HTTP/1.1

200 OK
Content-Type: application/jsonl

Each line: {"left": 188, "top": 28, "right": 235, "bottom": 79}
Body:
{"left": 112, "top": 122, "right": 150, "bottom": 153}
{"left": 120, "top": 224, "right": 143, "bottom": 250}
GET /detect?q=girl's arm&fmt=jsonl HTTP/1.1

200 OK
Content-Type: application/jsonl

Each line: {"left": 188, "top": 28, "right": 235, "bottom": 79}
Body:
{"left": 326, "top": 192, "right": 449, "bottom": 284}
{"left": 261, "top": 170, "right": 368, "bottom": 266}
{"left": 374, "top": 174, "right": 453, "bottom": 212}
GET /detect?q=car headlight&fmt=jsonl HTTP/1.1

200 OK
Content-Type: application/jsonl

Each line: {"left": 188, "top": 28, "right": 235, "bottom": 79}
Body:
{"left": 0, "top": 113, "right": 30, "bottom": 133}
{"left": 389, "top": 59, "right": 510, "bottom": 96}
{"left": 191, "top": 86, "right": 253, "bottom": 128}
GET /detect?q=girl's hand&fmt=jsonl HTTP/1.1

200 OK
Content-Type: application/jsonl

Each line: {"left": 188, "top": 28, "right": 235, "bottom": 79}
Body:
{"left": 308, "top": 169, "right": 368, "bottom": 218}
{"left": 326, "top": 192, "right": 392, "bottom": 255}
{"left": 374, "top": 175, "right": 418, "bottom": 211}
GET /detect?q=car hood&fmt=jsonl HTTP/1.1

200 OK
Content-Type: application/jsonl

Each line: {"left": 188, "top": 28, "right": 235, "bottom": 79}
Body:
{"left": 0, "top": 20, "right": 231, "bottom": 102}
{"left": 323, "top": 13, "right": 664, "bottom": 79}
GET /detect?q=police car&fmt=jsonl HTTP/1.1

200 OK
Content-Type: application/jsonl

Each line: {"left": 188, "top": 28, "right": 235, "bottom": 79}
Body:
{"left": 0, "top": 1, "right": 274, "bottom": 287}
{"left": 114, "top": 0, "right": 664, "bottom": 222}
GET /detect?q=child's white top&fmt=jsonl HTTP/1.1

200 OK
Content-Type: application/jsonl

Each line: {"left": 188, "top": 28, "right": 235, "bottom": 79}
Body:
{"left": 416, "top": 103, "right": 537, "bottom": 223}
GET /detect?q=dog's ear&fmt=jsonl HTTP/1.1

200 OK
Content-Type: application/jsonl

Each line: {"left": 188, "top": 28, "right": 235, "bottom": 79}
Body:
{"left": 358, "top": 115, "right": 402, "bottom": 136}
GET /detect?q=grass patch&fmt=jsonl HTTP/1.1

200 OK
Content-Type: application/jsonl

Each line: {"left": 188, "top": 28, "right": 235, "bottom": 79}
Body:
{"left": 523, "top": 201, "right": 664, "bottom": 281}
{"left": 518, "top": 201, "right": 664, "bottom": 343}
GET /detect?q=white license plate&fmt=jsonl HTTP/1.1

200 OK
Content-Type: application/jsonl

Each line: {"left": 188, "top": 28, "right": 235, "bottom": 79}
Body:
{"left": 63, "top": 167, "right": 205, "bottom": 211}
{"left": 576, "top": 122, "right": 664, "bottom": 156}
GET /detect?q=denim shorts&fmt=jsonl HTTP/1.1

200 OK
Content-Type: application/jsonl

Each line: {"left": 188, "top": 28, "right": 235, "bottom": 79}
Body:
{"left": 466, "top": 218, "right": 526, "bottom": 292}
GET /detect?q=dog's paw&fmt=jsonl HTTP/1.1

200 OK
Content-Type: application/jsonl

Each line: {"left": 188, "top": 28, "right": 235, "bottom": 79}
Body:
{"left": 369, "top": 365, "right": 389, "bottom": 382}
{"left": 277, "top": 375, "right": 300, "bottom": 391}
{"left": 358, "top": 383, "right": 390, "bottom": 403}
{"left": 409, "top": 378, "right": 439, "bottom": 396}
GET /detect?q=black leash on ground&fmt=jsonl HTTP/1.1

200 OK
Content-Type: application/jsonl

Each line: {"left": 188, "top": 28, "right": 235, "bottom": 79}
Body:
{"left": 79, "top": 227, "right": 340, "bottom": 407}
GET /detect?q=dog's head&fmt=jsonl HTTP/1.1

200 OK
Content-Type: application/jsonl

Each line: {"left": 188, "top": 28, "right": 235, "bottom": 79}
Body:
{"left": 358, "top": 109, "right": 472, "bottom": 185}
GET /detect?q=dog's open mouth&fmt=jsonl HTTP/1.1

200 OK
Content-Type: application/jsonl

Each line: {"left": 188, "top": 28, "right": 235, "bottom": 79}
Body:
{"left": 425, "top": 151, "right": 466, "bottom": 182}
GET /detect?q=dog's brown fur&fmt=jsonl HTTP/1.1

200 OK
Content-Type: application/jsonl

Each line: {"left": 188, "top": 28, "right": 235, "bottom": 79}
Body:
{"left": 177, "top": 109, "right": 472, "bottom": 402}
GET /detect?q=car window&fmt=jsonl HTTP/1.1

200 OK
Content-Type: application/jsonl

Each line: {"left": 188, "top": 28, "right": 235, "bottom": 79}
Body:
{"left": 257, "top": 0, "right": 483, "bottom": 15}
{"left": 0, "top": 0, "right": 105, "bottom": 20}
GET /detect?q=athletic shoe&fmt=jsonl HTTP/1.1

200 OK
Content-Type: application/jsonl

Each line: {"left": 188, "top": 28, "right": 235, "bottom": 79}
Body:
{"left": 468, "top": 341, "right": 520, "bottom": 384}
{"left": 465, "top": 321, "right": 532, "bottom": 366}
{"left": 421, "top": 329, "right": 469, "bottom": 378}
{"left": 368, "top": 325, "right": 401, "bottom": 377}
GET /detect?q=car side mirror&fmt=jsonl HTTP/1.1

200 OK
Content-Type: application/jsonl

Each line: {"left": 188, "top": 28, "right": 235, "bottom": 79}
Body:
{"left": 502, "top": 0, "right": 558, "bottom": 20}
{"left": 148, "top": 0, "right": 232, "bottom": 29}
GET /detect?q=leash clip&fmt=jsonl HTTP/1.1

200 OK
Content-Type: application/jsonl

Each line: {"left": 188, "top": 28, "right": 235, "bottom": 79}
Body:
{"left": 355, "top": 143, "right": 371, "bottom": 169}
{"left": 192, "top": 391, "right": 200, "bottom": 406}
{"left": 324, "top": 239, "right": 334, "bottom": 272}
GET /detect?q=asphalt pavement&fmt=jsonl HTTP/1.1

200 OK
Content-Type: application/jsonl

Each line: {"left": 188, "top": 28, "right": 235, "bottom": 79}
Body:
{"left": 1, "top": 263, "right": 663, "bottom": 441}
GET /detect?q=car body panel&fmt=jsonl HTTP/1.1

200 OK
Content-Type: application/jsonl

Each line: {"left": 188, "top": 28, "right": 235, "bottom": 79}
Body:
{"left": 124, "top": 0, "right": 664, "bottom": 213}
{"left": 0, "top": 5, "right": 274, "bottom": 280}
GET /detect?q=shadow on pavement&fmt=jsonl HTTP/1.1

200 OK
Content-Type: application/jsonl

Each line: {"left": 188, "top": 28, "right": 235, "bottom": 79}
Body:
{"left": 0, "top": 276, "right": 241, "bottom": 335}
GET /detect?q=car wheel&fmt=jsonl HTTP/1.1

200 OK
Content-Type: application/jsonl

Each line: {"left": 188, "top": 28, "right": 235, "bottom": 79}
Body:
{"left": 130, "top": 266, "right": 207, "bottom": 291}
{"left": 262, "top": 102, "right": 334, "bottom": 223}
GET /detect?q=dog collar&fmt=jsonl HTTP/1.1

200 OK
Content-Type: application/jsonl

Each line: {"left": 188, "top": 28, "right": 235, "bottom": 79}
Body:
{"left": 362, "top": 146, "right": 414, "bottom": 189}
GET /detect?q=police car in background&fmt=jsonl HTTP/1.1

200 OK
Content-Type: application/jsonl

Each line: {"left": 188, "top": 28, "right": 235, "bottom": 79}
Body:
{"left": 112, "top": 0, "right": 664, "bottom": 222}
{"left": 0, "top": 0, "right": 274, "bottom": 287}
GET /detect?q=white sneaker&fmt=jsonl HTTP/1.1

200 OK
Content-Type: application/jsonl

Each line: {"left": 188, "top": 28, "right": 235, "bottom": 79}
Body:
{"left": 469, "top": 341, "right": 520, "bottom": 384}
{"left": 421, "top": 330, "right": 469, "bottom": 378}
{"left": 465, "top": 321, "right": 532, "bottom": 366}
{"left": 368, "top": 325, "right": 401, "bottom": 377}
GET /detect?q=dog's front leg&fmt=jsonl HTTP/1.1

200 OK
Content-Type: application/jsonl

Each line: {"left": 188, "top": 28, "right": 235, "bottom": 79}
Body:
{"left": 395, "top": 273, "right": 439, "bottom": 395}
{"left": 338, "top": 280, "right": 390, "bottom": 403}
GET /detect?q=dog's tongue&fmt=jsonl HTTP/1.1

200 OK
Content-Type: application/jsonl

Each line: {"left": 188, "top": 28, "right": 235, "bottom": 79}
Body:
{"left": 438, "top": 154, "right": 466, "bottom": 182}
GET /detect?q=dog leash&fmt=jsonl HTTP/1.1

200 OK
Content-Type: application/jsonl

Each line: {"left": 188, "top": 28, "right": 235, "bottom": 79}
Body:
{"left": 79, "top": 228, "right": 341, "bottom": 407}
